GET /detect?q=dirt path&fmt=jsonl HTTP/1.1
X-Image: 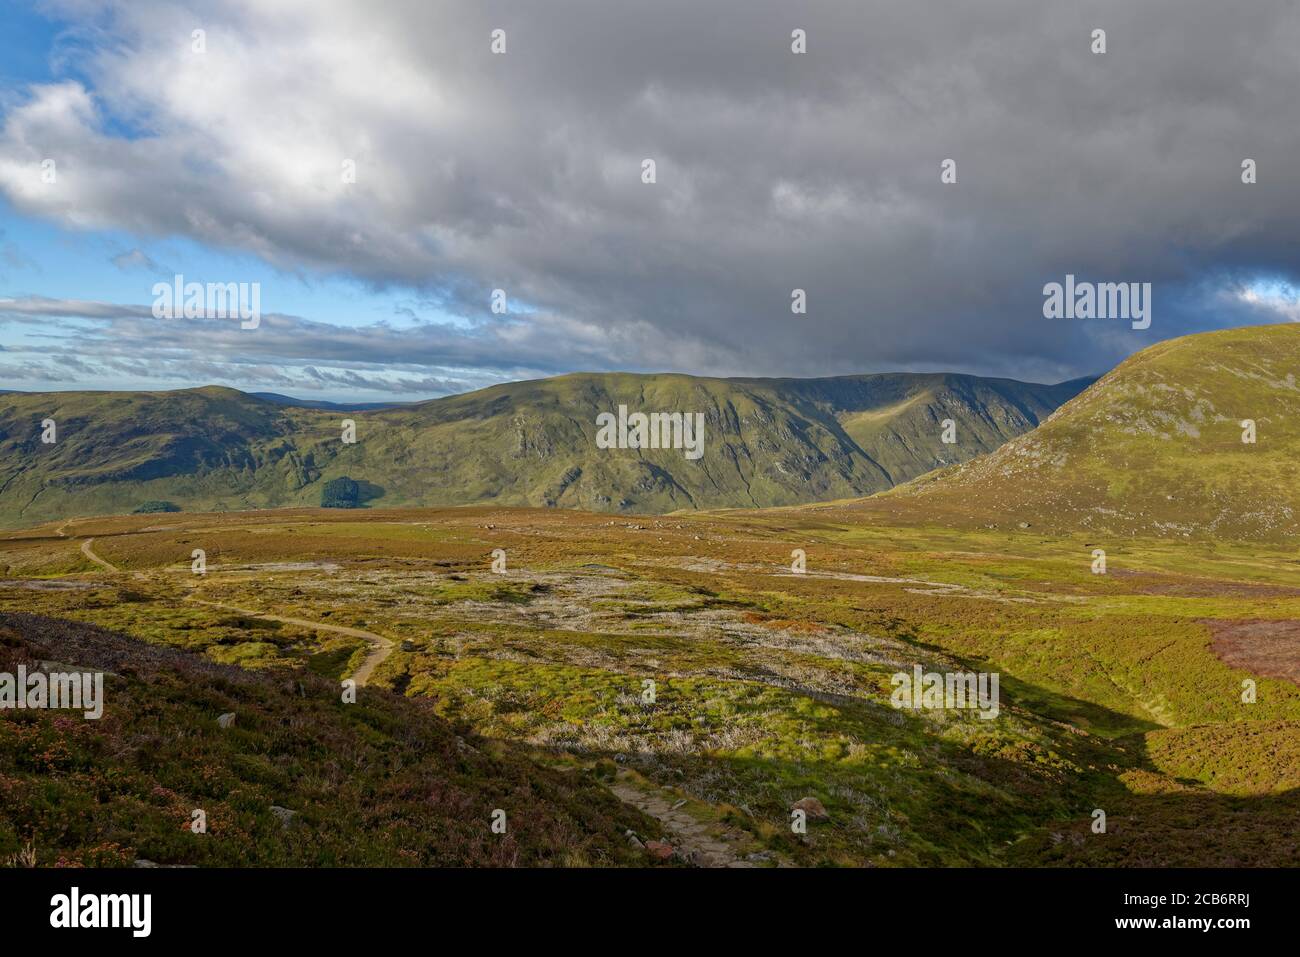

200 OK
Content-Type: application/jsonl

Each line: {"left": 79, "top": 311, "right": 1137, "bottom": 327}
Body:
{"left": 72, "top": 536, "right": 394, "bottom": 685}
{"left": 610, "top": 776, "right": 778, "bottom": 868}
{"left": 80, "top": 538, "right": 119, "bottom": 572}
{"left": 184, "top": 596, "right": 395, "bottom": 686}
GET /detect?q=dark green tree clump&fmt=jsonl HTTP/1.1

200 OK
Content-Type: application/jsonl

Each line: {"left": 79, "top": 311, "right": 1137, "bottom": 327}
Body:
{"left": 320, "top": 476, "right": 360, "bottom": 508}
{"left": 133, "top": 500, "right": 181, "bottom": 513}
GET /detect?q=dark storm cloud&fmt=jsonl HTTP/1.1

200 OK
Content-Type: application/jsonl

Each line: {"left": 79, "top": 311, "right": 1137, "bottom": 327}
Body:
{"left": 2, "top": 0, "right": 1300, "bottom": 387}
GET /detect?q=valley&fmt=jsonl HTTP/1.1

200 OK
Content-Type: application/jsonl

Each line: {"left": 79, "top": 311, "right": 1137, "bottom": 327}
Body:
{"left": 2, "top": 325, "right": 1297, "bottom": 869}
{"left": 2, "top": 502, "right": 1296, "bottom": 867}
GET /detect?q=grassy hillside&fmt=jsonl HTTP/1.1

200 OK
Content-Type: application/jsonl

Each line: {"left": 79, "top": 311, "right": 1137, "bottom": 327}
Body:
{"left": 0, "top": 611, "right": 655, "bottom": 867}
{"left": 873, "top": 324, "right": 1300, "bottom": 540}
{"left": 0, "top": 372, "right": 1086, "bottom": 527}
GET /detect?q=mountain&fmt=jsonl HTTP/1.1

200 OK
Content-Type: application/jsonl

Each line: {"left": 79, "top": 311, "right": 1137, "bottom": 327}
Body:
{"left": 875, "top": 324, "right": 1300, "bottom": 540}
{"left": 251, "top": 392, "right": 409, "bottom": 412}
{"left": 0, "top": 371, "right": 1089, "bottom": 527}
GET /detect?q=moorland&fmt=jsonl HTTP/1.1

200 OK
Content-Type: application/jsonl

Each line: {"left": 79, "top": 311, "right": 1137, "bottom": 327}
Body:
{"left": 1, "top": 323, "right": 1297, "bottom": 868}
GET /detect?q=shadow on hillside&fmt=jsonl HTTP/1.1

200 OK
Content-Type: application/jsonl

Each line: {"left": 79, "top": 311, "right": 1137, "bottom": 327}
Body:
{"left": 876, "top": 620, "right": 1300, "bottom": 864}
{"left": 9, "top": 609, "right": 1293, "bottom": 869}
{"left": 519, "top": 647, "right": 1295, "bottom": 867}
{"left": 881, "top": 614, "right": 1167, "bottom": 737}
{"left": 570, "top": 733, "right": 1299, "bottom": 868}
{"left": 1004, "top": 728, "right": 1300, "bottom": 867}
{"left": 355, "top": 480, "right": 385, "bottom": 505}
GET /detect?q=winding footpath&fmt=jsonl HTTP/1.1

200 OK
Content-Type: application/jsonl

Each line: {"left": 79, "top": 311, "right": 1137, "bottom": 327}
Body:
{"left": 76, "top": 536, "right": 394, "bottom": 686}
{"left": 80, "top": 538, "right": 120, "bottom": 572}
{"left": 183, "top": 596, "right": 395, "bottom": 686}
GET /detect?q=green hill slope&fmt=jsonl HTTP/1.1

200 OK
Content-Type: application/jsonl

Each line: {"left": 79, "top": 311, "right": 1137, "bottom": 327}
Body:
{"left": 0, "top": 612, "right": 653, "bottom": 866}
{"left": 0, "top": 371, "right": 1087, "bottom": 527}
{"left": 881, "top": 324, "right": 1300, "bottom": 539}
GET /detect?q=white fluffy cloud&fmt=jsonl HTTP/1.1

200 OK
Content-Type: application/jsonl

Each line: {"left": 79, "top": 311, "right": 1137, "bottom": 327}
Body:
{"left": 4, "top": 0, "right": 1300, "bottom": 392}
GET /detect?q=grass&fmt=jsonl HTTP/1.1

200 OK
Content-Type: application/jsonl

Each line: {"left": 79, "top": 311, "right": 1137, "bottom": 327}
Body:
{"left": 872, "top": 323, "right": 1300, "bottom": 541}
{"left": 2, "top": 503, "right": 1298, "bottom": 867}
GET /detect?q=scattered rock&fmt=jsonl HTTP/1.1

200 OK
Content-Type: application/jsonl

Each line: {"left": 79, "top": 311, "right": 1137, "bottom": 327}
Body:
{"left": 670, "top": 799, "right": 687, "bottom": 810}
{"left": 217, "top": 712, "right": 236, "bottom": 729}
{"left": 792, "top": 796, "right": 829, "bottom": 821}
{"left": 645, "top": 840, "right": 675, "bottom": 861}
{"left": 270, "top": 806, "right": 298, "bottom": 828}
{"left": 133, "top": 858, "right": 195, "bottom": 869}
{"left": 624, "top": 829, "right": 645, "bottom": 850}
{"left": 1018, "top": 522, "right": 1031, "bottom": 529}
{"left": 40, "top": 660, "right": 120, "bottom": 677}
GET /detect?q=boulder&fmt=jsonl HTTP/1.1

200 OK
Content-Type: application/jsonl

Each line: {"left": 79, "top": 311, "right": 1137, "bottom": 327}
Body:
{"left": 792, "top": 796, "right": 829, "bottom": 821}
{"left": 270, "top": 806, "right": 298, "bottom": 828}
{"left": 645, "top": 841, "right": 675, "bottom": 861}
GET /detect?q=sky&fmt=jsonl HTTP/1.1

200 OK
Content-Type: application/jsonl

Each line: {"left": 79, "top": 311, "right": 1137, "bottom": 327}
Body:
{"left": 2, "top": 0, "right": 1300, "bottom": 402}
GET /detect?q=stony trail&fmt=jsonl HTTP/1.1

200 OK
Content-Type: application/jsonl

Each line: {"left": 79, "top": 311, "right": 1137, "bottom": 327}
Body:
{"left": 184, "top": 596, "right": 395, "bottom": 686}
{"left": 609, "top": 776, "right": 781, "bottom": 868}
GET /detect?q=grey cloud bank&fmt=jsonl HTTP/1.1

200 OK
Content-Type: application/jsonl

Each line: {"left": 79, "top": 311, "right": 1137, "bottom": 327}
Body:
{"left": 2, "top": 0, "right": 1300, "bottom": 396}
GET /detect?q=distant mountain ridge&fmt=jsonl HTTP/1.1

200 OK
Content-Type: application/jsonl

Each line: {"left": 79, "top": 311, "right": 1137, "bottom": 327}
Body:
{"left": 250, "top": 393, "right": 411, "bottom": 412}
{"left": 0, "top": 370, "right": 1091, "bottom": 527}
